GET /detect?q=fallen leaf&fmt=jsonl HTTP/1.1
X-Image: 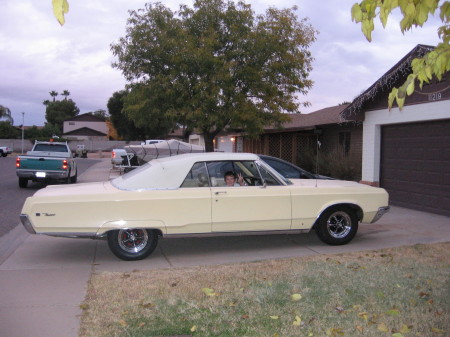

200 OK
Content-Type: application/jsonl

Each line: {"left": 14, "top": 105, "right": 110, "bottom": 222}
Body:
{"left": 190, "top": 325, "right": 197, "bottom": 332}
{"left": 355, "top": 325, "right": 364, "bottom": 332}
{"left": 242, "top": 314, "right": 250, "bottom": 319}
{"left": 291, "top": 293, "right": 302, "bottom": 301}
{"left": 202, "top": 288, "right": 218, "bottom": 297}
{"left": 118, "top": 320, "right": 127, "bottom": 327}
{"left": 335, "top": 306, "right": 345, "bottom": 313}
{"left": 138, "top": 322, "right": 145, "bottom": 328}
{"left": 392, "top": 333, "right": 404, "bottom": 337}
{"left": 377, "top": 322, "right": 389, "bottom": 332}
{"left": 292, "top": 315, "right": 302, "bottom": 326}
{"left": 326, "top": 327, "right": 344, "bottom": 336}
{"left": 385, "top": 309, "right": 400, "bottom": 316}
{"left": 270, "top": 316, "right": 279, "bottom": 320}
{"left": 399, "top": 324, "right": 411, "bottom": 333}
{"left": 358, "top": 312, "right": 368, "bottom": 321}
{"left": 431, "top": 327, "right": 445, "bottom": 334}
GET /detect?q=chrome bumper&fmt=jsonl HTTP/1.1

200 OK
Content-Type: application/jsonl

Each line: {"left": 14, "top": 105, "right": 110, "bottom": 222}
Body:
{"left": 371, "top": 206, "right": 390, "bottom": 223}
{"left": 20, "top": 214, "right": 36, "bottom": 234}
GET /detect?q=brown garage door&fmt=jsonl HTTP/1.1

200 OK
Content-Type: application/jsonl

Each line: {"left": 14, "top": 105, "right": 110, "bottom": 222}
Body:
{"left": 380, "top": 119, "right": 450, "bottom": 216}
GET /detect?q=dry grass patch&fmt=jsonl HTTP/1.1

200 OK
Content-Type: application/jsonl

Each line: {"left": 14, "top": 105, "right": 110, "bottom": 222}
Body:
{"left": 80, "top": 243, "right": 449, "bottom": 337}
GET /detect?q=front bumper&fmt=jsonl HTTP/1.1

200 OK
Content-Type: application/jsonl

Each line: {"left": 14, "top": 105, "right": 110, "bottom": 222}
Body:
{"left": 371, "top": 206, "right": 390, "bottom": 223}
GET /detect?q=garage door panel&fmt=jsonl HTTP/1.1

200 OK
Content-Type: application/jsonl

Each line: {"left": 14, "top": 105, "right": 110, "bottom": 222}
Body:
{"left": 381, "top": 119, "right": 450, "bottom": 217}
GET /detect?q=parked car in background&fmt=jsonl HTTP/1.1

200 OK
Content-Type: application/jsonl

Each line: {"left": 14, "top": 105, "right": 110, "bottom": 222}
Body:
{"left": 0, "top": 145, "right": 12, "bottom": 157}
{"left": 259, "top": 155, "right": 332, "bottom": 180}
{"left": 20, "top": 152, "right": 389, "bottom": 261}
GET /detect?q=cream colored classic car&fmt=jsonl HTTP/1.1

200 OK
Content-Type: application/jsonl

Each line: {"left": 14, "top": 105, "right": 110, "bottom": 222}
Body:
{"left": 20, "top": 152, "right": 389, "bottom": 260}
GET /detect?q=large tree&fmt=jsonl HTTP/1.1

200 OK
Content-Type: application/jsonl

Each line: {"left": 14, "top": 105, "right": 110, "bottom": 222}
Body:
{"left": 107, "top": 90, "right": 148, "bottom": 140}
{"left": 45, "top": 99, "right": 79, "bottom": 132}
{"left": 111, "top": 0, "right": 316, "bottom": 151}
{"left": 352, "top": 0, "right": 449, "bottom": 109}
{"left": 0, "top": 105, "right": 14, "bottom": 124}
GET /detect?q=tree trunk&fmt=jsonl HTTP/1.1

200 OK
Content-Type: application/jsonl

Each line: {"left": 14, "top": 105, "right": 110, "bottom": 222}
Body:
{"left": 203, "top": 132, "right": 215, "bottom": 152}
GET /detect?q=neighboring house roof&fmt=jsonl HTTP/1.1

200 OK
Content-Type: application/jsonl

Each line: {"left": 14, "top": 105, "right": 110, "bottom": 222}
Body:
{"left": 65, "top": 113, "right": 106, "bottom": 122}
{"left": 263, "top": 104, "right": 352, "bottom": 132}
{"left": 341, "top": 44, "right": 434, "bottom": 119}
{"left": 63, "top": 127, "right": 107, "bottom": 136}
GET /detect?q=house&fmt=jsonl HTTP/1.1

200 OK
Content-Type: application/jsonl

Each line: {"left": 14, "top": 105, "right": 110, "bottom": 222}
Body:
{"left": 341, "top": 44, "right": 450, "bottom": 216}
{"left": 237, "top": 104, "right": 363, "bottom": 180}
{"left": 63, "top": 113, "right": 108, "bottom": 140}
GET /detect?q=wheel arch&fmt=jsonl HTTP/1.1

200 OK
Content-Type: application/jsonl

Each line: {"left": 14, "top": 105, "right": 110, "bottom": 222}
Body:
{"left": 314, "top": 203, "right": 363, "bottom": 228}
{"left": 97, "top": 220, "right": 166, "bottom": 237}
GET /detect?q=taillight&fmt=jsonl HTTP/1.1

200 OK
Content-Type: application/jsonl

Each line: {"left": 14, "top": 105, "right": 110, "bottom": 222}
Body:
{"left": 112, "top": 151, "right": 116, "bottom": 159}
{"left": 62, "top": 160, "right": 68, "bottom": 170}
{"left": 16, "top": 157, "right": 21, "bottom": 168}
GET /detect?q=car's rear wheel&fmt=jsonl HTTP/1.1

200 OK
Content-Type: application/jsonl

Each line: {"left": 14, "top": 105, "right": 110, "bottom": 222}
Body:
{"left": 70, "top": 170, "right": 77, "bottom": 183}
{"left": 107, "top": 229, "right": 158, "bottom": 261}
{"left": 315, "top": 206, "right": 358, "bottom": 245}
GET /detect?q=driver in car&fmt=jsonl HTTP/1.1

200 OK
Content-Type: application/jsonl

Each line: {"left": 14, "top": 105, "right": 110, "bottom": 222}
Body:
{"left": 224, "top": 171, "right": 246, "bottom": 186}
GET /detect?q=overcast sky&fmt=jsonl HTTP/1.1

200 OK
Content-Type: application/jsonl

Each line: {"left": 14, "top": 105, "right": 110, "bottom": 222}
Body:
{"left": 0, "top": 0, "right": 442, "bottom": 126}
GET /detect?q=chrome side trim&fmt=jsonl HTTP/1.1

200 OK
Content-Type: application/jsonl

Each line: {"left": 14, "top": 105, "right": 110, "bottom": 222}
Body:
{"left": 371, "top": 206, "right": 390, "bottom": 223}
{"left": 20, "top": 214, "right": 36, "bottom": 234}
{"left": 164, "top": 229, "right": 311, "bottom": 239}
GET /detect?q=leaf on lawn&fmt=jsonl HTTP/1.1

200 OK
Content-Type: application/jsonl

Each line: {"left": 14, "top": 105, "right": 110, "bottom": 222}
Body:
{"left": 355, "top": 325, "right": 364, "bottom": 332}
{"left": 202, "top": 287, "right": 218, "bottom": 297}
{"left": 190, "top": 325, "right": 197, "bottom": 332}
{"left": 291, "top": 293, "right": 302, "bottom": 301}
{"left": 335, "top": 306, "right": 345, "bottom": 313}
{"left": 377, "top": 322, "right": 389, "bottom": 332}
{"left": 399, "top": 324, "right": 411, "bottom": 333}
{"left": 431, "top": 327, "right": 445, "bottom": 334}
{"left": 358, "top": 312, "right": 368, "bottom": 321}
{"left": 385, "top": 309, "right": 400, "bottom": 316}
{"left": 270, "top": 315, "right": 279, "bottom": 320}
{"left": 118, "top": 320, "right": 127, "bottom": 327}
{"left": 326, "top": 327, "right": 344, "bottom": 336}
{"left": 242, "top": 314, "right": 250, "bottom": 319}
{"left": 292, "top": 315, "right": 302, "bottom": 326}
{"left": 392, "top": 333, "right": 404, "bottom": 337}
{"left": 138, "top": 322, "right": 145, "bottom": 328}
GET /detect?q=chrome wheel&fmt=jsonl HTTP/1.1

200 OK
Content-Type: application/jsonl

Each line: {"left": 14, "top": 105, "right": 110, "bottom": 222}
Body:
{"left": 326, "top": 211, "right": 352, "bottom": 239}
{"left": 315, "top": 206, "right": 358, "bottom": 245}
{"left": 118, "top": 229, "right": 149, "bottom": 254}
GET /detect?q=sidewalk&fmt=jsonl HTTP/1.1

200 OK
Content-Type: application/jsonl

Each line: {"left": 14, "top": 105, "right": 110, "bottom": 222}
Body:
{"left": 0, "top": 159, "right": 449, "bottom": 337}
{"left": 0, "top": 158, "right": 116, "bottom": 337}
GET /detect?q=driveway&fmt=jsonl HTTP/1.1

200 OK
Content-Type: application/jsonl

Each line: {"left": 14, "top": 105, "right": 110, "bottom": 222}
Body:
{"left": 0, "top": 158, "right": 449, "bottom": 337}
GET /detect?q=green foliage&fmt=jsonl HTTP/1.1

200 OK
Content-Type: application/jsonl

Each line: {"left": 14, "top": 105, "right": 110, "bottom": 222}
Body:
{"left": 0, "top": 121, "right": 20, "bottom": 139}
{"left": 45, "top": 99, "right": 79, "bottom": 131}
{"left": 352, "top": 0, "right": 449, "bottom": 110}
{"left": 111, "top": 0, "right": 316, "bottom": 151}
{"left": 52, "top": 0, "right": 69, "bottom": 26}
{"left": 0, "top": 105, "right": 14, "bottom": 124}
{"left": 107, "top": 90, "right": 148, "bottom": 140}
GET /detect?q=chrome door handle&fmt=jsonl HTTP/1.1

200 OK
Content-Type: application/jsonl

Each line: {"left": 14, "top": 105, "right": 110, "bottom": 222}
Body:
{"left": 215, "top": 191, "right": 227, "bottom": 195}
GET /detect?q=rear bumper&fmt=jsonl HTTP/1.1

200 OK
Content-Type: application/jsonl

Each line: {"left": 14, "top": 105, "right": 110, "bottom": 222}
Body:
{"left": 20, "top": 214, "right": 36, "bottom": 234}
{"left": 371, "top": 206, "right": 390, "bottom": 223}
{"left": 17, "top": 169, "right": 69, "bottom": 180}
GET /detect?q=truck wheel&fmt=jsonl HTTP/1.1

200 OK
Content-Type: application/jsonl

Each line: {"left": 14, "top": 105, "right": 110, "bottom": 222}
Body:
{"left": 0, "top": 151, "right": 6, "bottom": 157}
{"left": 19, "top": 178, "right": 28, "bottom": 188}
{"left": 70, "top": 171, "right": 77, "bottom": 183}
{"left": 107, "top": 229, "right": 158, "bottom": 261}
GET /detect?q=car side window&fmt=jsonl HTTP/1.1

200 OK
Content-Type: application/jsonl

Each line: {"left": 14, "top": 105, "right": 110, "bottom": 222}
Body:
{"left": 180, "top": 162, "right": 210, "bottom": 188}
{"left": 257, "top": 163, "right": 282, "bottom": 186}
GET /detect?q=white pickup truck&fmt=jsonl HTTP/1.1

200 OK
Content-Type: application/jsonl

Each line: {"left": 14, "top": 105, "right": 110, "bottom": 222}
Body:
{"left": 0, "top": 146, "right": 13, "bottom": 157}
{"left": 16, "top": 141, "right": 77, "bottom": 188}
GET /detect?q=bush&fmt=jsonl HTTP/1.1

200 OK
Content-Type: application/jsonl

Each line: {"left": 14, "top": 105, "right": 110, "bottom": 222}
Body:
{"left": 298, "top": 147, "right": 361, "bottom": 181}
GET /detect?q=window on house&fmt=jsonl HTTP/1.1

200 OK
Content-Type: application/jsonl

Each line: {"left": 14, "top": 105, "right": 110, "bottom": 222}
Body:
{"left": 339, "top": 132, "right": 351, "bottom": 155}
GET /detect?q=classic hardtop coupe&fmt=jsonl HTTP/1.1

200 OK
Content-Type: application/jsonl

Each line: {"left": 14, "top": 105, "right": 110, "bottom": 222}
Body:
{"left": 20, "top": 152, "right": 389, "bottom": 260}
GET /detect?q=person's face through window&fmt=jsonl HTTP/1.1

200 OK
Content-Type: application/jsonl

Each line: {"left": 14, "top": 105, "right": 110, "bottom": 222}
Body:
{"left": 225, "top": 174, "right": 236, "bottom": 186}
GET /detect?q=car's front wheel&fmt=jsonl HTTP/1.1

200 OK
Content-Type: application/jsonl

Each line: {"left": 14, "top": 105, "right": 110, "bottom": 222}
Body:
{"left": 315, "top": 206, "right": 358, "bottom": 245}
{"left": 107, "top": 229, "right": 158, "bottom": 261}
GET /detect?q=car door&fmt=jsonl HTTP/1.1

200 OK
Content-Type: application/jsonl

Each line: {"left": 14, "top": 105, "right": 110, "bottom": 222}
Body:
{"left": 209, "top": 160, "right": 291, "bottom": 232}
